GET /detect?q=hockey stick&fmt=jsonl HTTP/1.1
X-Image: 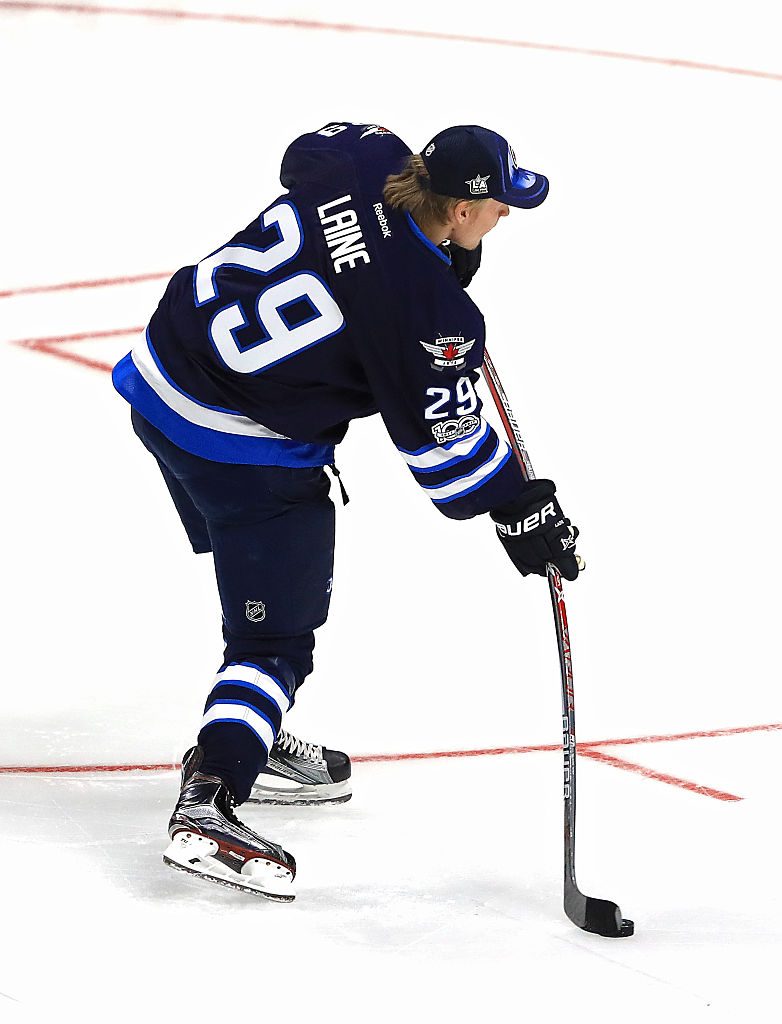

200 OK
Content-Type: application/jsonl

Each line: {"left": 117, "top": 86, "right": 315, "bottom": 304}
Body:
{"left": 482, "top": 348, "right": 634, "bottom": 938}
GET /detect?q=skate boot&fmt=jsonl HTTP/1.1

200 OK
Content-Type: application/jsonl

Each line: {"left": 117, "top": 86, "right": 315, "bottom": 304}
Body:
{"left": 247, "top": 728, "right": 352, "bottom": 806}
{"left": 163, "top": 760, "right": 295, "bottom": 901}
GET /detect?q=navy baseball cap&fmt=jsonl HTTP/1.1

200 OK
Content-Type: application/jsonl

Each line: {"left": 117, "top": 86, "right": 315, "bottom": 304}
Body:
{"left": 421, "top": 125, "right": 548, "bottom": 209}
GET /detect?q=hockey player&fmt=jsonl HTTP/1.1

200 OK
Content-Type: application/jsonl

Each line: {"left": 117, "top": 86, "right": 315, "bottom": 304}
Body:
{"left": 112, "top": 122, "right": 580, "bottom": 901}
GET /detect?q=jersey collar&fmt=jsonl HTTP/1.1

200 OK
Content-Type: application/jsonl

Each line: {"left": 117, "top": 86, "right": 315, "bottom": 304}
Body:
{"left": 405, "top": 213, "right": 452, "bottom": 265}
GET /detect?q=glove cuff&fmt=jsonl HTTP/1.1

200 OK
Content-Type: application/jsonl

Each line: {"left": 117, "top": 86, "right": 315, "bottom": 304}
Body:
{"left": 489, "top": 479, "right": 556, "bottom": 523}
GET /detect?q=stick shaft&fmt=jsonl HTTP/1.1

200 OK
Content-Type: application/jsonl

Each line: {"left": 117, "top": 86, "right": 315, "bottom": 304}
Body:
{"left": 481, "top": 349, "right": 579, "bottom": 893}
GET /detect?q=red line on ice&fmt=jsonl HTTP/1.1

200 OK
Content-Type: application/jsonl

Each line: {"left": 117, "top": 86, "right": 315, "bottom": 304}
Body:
{"left": 1, "top": 2, "right": 780, "bottom": 83}
{"left": 0, "top": 271, "right": 170, "bottom": 299}
{"left": 13, "top": 326, "right": 142, "bottom": 373}
{"left": 354, "top": 742, "right": 559, "bottom": 762}
{"left": 578, "top": 748, "right": 742, "bottom": 802}
{"left": 0, "top": 762, "right": 178, "bottom": 774}
{"left": 2, "top": 723, "right": 777, "bottom": 803}
{"left": 14, "top": 326, "right": 141, "bottom": 347}
{"left": 0, "top": 746, "right": 559, "bottom": 774}
{"left": 581, "top": 721, "right": 782, "bottom": 748}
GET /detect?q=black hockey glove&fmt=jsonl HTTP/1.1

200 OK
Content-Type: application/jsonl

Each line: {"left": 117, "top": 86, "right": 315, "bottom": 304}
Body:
{"left": 490, "top": 480, "right": 580, "bottom": 582}
{"left": 449, "top": 240, "right": 482, "bottom": 288}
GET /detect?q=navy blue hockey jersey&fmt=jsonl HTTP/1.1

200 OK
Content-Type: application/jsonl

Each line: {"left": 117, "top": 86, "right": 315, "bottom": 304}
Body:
{"left": 112, "top": 121, "right": 526, "bottom": 519}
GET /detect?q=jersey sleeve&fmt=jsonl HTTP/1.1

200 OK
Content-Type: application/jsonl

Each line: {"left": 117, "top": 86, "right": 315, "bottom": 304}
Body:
{"left": 352, "top": 274, "right": 527, "bottom": 520}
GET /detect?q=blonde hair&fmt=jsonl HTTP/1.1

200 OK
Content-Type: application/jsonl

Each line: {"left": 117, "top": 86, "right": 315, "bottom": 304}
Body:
{"left": 383, "top": 154, "right": 481, "bottom": 224}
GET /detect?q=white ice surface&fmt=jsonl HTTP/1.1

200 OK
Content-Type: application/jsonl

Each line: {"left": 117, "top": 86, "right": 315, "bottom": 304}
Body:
{"left": 1, "top": 1, "right": 781, "bottom": 1019}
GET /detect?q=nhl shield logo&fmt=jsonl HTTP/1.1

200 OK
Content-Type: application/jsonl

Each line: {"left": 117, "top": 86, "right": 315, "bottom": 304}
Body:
{"left": 245, "top": 599, "right": 266, "bottom": 623}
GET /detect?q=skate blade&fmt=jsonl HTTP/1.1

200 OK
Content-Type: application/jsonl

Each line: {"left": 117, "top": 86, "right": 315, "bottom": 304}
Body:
{"left": 163, "top": 855, "right": 295, "bottom": 902}
{"left": 246, "top": 780, "right": 352, "bottom": 807}
{"left": 163, "top": 833, "right": 295, "bottom": 901}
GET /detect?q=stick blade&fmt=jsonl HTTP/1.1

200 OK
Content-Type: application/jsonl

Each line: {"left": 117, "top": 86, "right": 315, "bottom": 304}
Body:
{"left": 583, "top": 896, "right": 634, "bottom": 937}
{"left": 566, "top": 888, "right": 634, "bottom": 937}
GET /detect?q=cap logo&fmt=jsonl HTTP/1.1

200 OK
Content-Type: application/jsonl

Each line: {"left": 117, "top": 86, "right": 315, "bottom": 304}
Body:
{"left": 360, "top": 124, "right": 393, "bottom": 138}
{"left": 425, "top": 143, "right": 436, "bottom": 156}
{"left": 465, "top": 173, "right": 489, "bottom": 196}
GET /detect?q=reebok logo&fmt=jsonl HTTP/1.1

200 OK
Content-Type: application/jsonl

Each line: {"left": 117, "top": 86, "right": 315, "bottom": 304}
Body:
{"left": 373, "top": 202, "right": 392, "bottom": 238}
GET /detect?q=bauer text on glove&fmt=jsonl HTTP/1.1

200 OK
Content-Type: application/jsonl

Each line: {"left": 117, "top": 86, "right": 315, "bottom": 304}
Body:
{"left": 490, "top": 479, "right": 580, "bottom": 581}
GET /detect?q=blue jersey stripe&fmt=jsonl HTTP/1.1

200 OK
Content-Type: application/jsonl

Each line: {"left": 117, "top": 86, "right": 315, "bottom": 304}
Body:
{"left": 112, "top": 353, "right": 334, "bottom": 467}
{"left": 420, "top": 438, "right": 513, "bottom": 502}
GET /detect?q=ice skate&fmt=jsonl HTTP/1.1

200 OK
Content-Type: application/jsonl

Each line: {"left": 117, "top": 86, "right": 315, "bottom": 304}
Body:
{"left": 246, "top": 728, "right": 352, "bottom": 806}
{"left": 163, "top": 762, "right": 296, "bottom": 901}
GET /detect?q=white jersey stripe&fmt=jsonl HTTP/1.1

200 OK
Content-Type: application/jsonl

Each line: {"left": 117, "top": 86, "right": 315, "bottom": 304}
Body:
{"left": 421, "top": 438, "right": 511, "bottom": 501}
{"left": 201, "top": 702, "right": 275, "bottom": 753}
{"left": 398, "top": 419, "right": 490, "bottom": 470}
{"left": 131, "top": 331, "right": 289, "bottom": 440}
{"left": 213, "top": 663, "right": 291, "bottom": 715}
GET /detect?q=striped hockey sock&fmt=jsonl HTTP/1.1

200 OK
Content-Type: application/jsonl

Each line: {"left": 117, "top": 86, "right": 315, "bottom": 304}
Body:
{"left": 197, "top": 661, "right": 292, "bottom": 803}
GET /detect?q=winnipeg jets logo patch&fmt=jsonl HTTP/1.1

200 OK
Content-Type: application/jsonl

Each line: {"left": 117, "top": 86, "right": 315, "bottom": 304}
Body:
{"left": 465, "top": 173, "right": 489, "bottom": 196}
{"left": 419, "top": 336, "right": 476, "bottom": 371}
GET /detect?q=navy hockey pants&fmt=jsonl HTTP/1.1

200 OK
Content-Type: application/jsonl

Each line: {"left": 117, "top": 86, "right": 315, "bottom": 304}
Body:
{"left": 131, "top": 410, "right": 335, "bottom": 801}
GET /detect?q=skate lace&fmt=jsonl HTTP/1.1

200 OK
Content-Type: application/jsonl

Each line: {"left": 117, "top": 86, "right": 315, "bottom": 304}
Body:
{"left": 220, "top": 788, "right": 242, "bottom": 826}
{"left": 276, "top": 728, "right": 322, "bottom": 761}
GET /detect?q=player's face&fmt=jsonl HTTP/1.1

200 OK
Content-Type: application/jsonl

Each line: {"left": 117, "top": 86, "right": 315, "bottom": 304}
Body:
{"left": 450, "top": 199, "right": 510, "bottom": 249}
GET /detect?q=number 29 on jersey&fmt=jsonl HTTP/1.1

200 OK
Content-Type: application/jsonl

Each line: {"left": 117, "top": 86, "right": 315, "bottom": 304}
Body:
{"left": 193, "top": 201, "right": 344, "bottom": 375}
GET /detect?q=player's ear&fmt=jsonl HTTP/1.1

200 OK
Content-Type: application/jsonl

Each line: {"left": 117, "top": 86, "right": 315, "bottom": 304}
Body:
{"left": 452, "top": 200, "right": 472, "bottom": 224}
